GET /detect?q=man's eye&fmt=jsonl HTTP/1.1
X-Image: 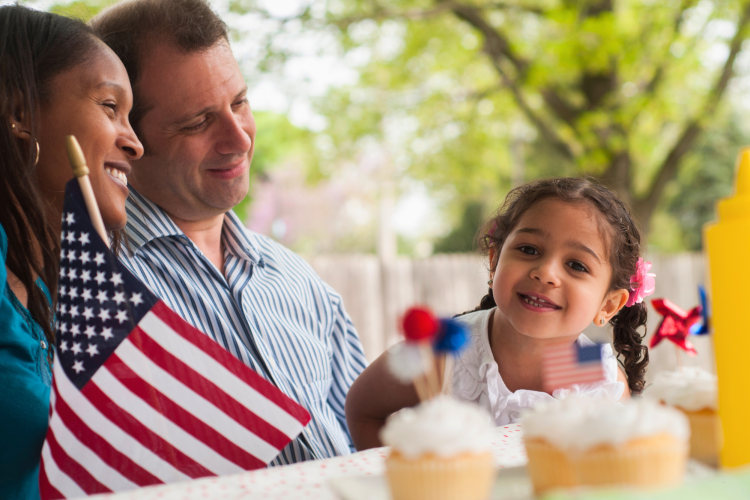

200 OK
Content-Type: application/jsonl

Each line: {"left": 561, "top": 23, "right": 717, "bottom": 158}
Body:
{"left": 183, "top": 119, "right": 208, "bottom": 132}
{"left": 567, "top": 261, "right": 588, "bottom": 273}
{"left": 518, "top": 245, "right": 538, "bottom": 255}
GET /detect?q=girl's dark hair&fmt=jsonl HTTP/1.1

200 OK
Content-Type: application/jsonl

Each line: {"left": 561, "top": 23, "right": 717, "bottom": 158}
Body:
{"left": 467, "top": 177, "right": 649, "bottom": 394}
{"left": 0, "top": 5, "right": 102, "bottom": 348}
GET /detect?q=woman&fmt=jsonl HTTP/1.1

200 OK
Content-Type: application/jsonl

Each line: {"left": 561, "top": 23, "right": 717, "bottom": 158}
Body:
{"left": 0, "top": 6, "right": 143, "bottom": 498}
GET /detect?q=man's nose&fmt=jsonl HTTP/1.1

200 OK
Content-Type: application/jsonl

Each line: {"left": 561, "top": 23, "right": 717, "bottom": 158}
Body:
{"left": 530, "top": 258, "right": 562, "bottom": 286}
{"left": 215, "top": 112, "right": 253, "bottom": 156}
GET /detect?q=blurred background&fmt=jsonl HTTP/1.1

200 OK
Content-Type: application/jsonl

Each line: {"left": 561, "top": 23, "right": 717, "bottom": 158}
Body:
{"left": 18, "top": 0, "right": 745, "bottom": 378}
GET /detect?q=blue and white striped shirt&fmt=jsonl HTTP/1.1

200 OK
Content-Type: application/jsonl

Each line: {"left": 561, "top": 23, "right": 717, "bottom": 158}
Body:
{"left": 119, "top": 189, "right": 368, "bottom": 465}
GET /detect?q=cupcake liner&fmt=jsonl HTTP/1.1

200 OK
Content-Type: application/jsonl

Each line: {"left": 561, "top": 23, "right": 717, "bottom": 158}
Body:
{"left": 385, "top": 450, "right": 495, "bottom": 500}
{"left": 681, "top": 408, "right": 721, "bottom": 465}
{"left": 525, "top": 434, "right": 688, "bottom": 495}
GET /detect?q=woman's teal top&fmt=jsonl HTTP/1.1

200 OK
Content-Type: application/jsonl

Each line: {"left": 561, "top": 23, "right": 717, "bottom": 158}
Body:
{"left": 0, "top": 223, "right": 52, "bottom": 500}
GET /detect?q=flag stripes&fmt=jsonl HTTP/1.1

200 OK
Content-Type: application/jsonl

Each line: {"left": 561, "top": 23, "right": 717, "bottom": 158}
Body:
{"left": 542, "top": 342, "right": 605, "bottom": 392}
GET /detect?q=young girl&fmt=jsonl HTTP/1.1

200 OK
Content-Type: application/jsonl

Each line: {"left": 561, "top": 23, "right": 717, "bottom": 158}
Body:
{"left": 345, "top": 177, "right": 650, "bottom": 450}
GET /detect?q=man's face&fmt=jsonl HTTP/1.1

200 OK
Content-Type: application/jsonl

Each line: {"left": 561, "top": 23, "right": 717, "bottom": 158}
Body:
{"left": 129, "top": 41, "right": 256, "bottom": 221}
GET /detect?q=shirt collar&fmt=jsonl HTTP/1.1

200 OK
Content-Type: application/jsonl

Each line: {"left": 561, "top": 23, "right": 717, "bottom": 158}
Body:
{"left": 124, "top": 188, "right": 265, "bottom": 268}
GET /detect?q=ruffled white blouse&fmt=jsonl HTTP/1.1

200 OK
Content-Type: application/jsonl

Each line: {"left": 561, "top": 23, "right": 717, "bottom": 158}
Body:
{"left": 450, "top": 308, "right": 624, "bottom": 426}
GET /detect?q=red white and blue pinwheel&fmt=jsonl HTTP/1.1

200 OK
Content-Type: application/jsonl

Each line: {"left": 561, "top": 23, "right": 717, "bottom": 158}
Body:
{"left": 689, "top": 285, "right": 710, "bottom": 335}
{"left": 650, "top": 298, "right": 702, "bottom": 356}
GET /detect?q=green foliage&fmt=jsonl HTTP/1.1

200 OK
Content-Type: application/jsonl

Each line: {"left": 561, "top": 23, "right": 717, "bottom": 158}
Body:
{"left": 433, "top": 201, "right": 486, "bottom": 253}
{"left": 48, "top": 0, "right": 116, "bottom": 20}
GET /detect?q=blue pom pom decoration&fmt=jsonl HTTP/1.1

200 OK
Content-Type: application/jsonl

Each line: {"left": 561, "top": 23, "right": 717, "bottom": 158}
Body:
{"left": 433, "top": 318, "right": 469, "bottom": 353}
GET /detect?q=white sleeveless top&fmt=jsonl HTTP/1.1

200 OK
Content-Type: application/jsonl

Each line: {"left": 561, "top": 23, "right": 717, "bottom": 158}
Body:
{"left": 450, "top": 308, "right": 624, "bottom": 426}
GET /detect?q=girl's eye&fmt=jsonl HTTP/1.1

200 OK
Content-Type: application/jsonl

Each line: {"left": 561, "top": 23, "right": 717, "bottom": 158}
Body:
{"left": 567, "top": 261, "right": 588, "bottom": 273}
{"left": 518, "top": 245, "right": 538, "bottom": 256}
{"left": 103, "top": 102, "right": 117, "bottom": 114}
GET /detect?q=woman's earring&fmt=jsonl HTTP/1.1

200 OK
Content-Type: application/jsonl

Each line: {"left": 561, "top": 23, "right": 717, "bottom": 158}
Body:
{"left": 600, "top": 318, "right": 605, "bottom": 325}
{"left": 33, "top": 138, "right": 39, "bottom": 167}
{"left": 487, "top": 279, "right": 493, "bottom": 286}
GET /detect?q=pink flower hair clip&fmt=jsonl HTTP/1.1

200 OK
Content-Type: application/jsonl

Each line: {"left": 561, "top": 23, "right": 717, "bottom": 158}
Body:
{"left": 625, "top": 257, "right": 656, "bottom": 307}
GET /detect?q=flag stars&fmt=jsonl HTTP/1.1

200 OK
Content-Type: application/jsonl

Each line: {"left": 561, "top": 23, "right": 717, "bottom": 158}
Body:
{"left": 59, "top": 267, "right": 67, "bottom": 279}
{"left": 100, "top": 327, "right": 114, "bottom": 341}
{"left": 81, "top": 288, "right": 93, "bottom": 302}
{"left": 69, "top": 305, "right": 80, "bottom": 318}
{"left": 68, "top": 287, "right": 79, "bottom": 300}
{"left": 78, "top": 232, "right": 90, "bottom": 246}
{"left": 96, "top": 290, "right": 108, "bottom": 304}
{"left": 59, "top": 303, "right": 68, "bottom": 316}
{"left": 113, "top": 291, "right": 126, "bottom": 305}
{"left": 67, "top": 249, "right": 76, "bottom": 261}
{"left": 85, "top": 344, "right": 99, "bottom": 357}
{"left": 80, "top": 251, "right": 91, "bottom": 265}
{"left": 72, "top": 360, "right": 85, "bottom": 374}
{"left": 71, "top": 342, "right": 82, "bottom": 355}
{"left": 59, "top": 340, "right": 69, "bottom": 353}
{"left": 94, "top": 253, "right": 105, "bottom": 267}
{"left": 110, "top": 273, "right": 123, "bottom": 287}
{"left": 82, "top": 307, "right": 94, "bottom": 321}
{"left": 58, "top": 322, "right": 68, "bottom": 335}
{"left": 115, "top": 309, "right": 129, "bottom": 324}
{"left": 84, "top": 325, "right": 97, "bottom": 339}
{"left": 81, "top": 270, "right": 91, "bottom": 284}
{"left": 65, "top": 231, "right": 76, "bottom": 244}
{"left": 95, "top": 272, "right": 107, "bottom": 286}
{"left": 67, "top": 268, "right": 78, "bottom": 281}
{"left": 60, "top": 286, "right": 68, "bottom": 298}
{"left": 130, "top": 293, "right": 143, "bottom": 307}
{"left": 65, "top": 213, "right": 75, "bottom": 225}
{"left": 70, "top": 324, "right": 81, "bottom": 337}
{"left": 97, "top": 308, "right": 111, "bottom": 322}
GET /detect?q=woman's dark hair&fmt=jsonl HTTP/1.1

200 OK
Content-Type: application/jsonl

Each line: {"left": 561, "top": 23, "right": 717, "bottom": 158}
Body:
{"left": 0, "top": 5, "right": 102, "bottom": 348}
{"left": 466, "top": 177, "right": 649, "bottom": 394}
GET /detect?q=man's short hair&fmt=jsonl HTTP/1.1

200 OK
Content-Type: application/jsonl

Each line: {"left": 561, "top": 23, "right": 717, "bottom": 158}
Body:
{"left": 90, "top": 0, "right": 228, "bottom": 139}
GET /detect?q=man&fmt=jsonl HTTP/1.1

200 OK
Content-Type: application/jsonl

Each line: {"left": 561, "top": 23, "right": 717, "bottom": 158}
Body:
{"left": 90, "top": 0, "right": 367, "bottom": 465}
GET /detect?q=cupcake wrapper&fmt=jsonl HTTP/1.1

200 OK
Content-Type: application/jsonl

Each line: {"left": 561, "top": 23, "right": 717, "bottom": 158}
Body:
{"left": 525, "top": 434, "right": 688, "bottom": 495}
{"left": 682, "top": 409, "right": 722, "bottom": 465}
{"left": 385, "top": 451, "right": 495, "bottom": 500}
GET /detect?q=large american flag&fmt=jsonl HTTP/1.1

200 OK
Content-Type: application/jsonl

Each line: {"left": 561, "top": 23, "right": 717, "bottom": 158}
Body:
{"left": 542, "top": 342, "right": 605, "bottom": 392}
{"left": 40, "top": 180, "right": 311, "bottom": 499}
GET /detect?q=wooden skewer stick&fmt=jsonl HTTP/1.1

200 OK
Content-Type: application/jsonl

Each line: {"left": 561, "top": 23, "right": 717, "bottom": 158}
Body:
{"left": 66, "top": 136, "right": 109, "bottom": 248}
{"left": 412, "top": 377, "right": 430, "bottom": 402}
{"left": 420, "top": 344, "right": 441, "bottom": 398}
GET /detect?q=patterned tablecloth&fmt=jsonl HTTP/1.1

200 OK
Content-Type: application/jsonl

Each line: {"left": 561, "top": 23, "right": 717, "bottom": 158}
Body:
{"left": 90, "top": 425, "right": 527, "bottom": 500}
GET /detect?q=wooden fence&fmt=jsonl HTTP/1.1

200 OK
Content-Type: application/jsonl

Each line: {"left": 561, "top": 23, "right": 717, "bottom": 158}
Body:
{"left": 306, "top": 252, "right": 713, "bottom": 382}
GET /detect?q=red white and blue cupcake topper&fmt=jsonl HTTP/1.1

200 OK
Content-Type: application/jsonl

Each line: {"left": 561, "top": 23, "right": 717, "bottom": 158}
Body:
{"left": 650, "top": 298, "right": 702, "bottom": 356}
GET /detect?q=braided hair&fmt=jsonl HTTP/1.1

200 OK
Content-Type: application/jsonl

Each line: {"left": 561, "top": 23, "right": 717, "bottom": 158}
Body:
{"left": 465, "top": 177, "right": 649, "bottom": 394}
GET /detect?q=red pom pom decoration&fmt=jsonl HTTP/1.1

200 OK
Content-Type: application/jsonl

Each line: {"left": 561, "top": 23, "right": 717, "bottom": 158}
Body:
{"left": 402, "top": 306, "right": 439, "bottom": 342}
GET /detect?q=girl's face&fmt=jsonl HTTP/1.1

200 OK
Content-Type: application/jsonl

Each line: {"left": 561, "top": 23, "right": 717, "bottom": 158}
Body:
{"left": 492, "top": 198, "right": 628, "bottom": 340}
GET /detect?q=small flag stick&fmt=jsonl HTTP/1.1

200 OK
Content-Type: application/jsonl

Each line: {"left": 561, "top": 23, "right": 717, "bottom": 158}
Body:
{"left": 420, "top": 344, "right": 441, "bottom": 398}
{"left": 65, "top": 135, "right": 109, "bottom": 248}
{"left": 413, "top": 377, "right": 429, "bottom": 402}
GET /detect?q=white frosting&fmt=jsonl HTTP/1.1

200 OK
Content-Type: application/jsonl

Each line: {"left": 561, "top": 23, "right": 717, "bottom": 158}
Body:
{"left": 380, "top": 396, "right": 494, "bottom": 459}
{"left": 522, "top": 396, "right": 689, "bottom": 451}
{"left": 644, "top": 367, "right": 717, "bottom": 411}
{"left": 386, "top": 342, "right": 427, "bottom": 383}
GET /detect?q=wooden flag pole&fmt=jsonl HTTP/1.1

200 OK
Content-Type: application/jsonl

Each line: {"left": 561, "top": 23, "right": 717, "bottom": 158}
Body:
{"left": 65, "top": 136, "right": 109, "bottom": 248}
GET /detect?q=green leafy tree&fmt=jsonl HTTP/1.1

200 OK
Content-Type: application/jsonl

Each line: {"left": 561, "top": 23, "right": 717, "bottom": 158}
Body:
{"left": 246, "top": 0, "right": 750, "bottom": 233}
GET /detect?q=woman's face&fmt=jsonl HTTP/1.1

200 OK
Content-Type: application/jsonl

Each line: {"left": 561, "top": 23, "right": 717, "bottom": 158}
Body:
{"left": 36, "top": 40, "right": 143, "bottom": 231}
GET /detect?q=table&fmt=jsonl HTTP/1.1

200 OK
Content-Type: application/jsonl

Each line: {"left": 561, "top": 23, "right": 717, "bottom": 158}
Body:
{"left": 90, "top": 424, "right": 526, "bottom": 500}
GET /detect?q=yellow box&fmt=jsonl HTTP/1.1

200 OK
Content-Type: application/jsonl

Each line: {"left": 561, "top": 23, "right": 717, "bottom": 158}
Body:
{"left": 704, "top": 147, "right": 750, "bottom": 468}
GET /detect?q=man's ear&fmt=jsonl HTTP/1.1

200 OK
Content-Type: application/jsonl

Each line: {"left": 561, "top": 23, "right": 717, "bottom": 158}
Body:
{"left": 596, "top": 288, "right": 629, "bottom": 327}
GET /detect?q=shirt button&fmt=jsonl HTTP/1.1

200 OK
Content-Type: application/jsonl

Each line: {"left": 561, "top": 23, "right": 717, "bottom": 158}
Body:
{"left": 41, "top": 340, "right": 47, "bottom": 349}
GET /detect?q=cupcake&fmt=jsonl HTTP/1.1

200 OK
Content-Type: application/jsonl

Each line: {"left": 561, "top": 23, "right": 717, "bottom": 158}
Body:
{"left": 522, "top": 397, "right": 689, "bottom": 494}
{"left": 645, "top": 367, "right": 721, "bottom": 465}
{"left": 379, "top": 396, "right": 495, "bottom": 500}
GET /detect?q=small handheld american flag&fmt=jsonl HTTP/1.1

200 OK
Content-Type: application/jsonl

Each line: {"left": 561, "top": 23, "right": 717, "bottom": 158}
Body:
{"left": 542, "top": 341, "right": 606, "bottom": 393}
{"left": 40, "top": 180, "right": 311, "bottom": 499}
